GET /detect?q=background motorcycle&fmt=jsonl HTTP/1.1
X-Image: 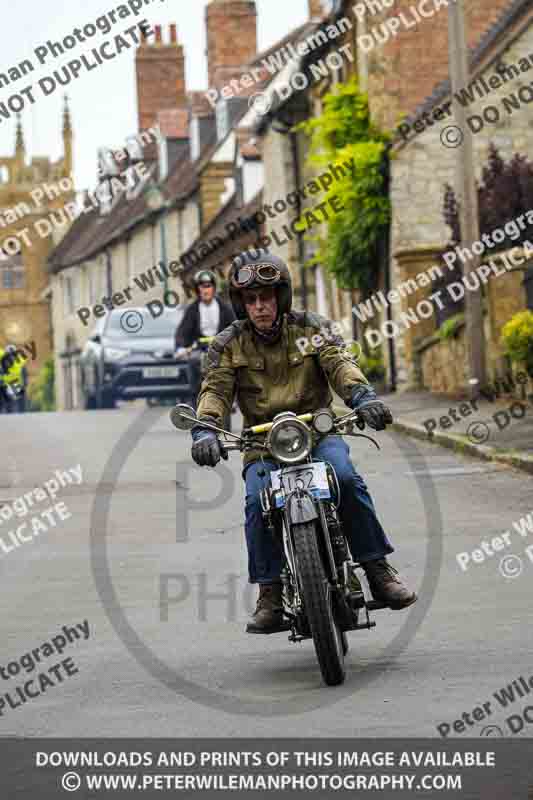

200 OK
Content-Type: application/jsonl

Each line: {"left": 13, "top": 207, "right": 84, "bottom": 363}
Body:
{"left": 170, "top": 403, "right": 388, "bottom": 687}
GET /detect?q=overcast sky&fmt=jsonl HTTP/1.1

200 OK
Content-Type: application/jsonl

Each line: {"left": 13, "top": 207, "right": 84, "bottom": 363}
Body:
{"left": 0, "top": 0, "right": 308, "bottom": 190}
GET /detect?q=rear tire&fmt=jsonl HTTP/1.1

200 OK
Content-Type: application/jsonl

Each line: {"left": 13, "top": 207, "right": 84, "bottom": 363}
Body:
{"left": 292, "top": 521, "right": 346, "bottom": 686}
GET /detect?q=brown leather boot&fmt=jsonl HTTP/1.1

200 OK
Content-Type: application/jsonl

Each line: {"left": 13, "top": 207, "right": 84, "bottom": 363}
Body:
{"left": 246, "top": 582, "right": 286, "bottom": 634}
{"left": 362, "top": 559, "right": 417, "bottom": 610}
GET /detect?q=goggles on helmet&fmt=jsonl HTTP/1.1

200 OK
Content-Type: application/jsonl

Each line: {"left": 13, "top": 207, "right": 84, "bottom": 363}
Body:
{"left": 231, "top": 263, "right": 281, "bottom": 289}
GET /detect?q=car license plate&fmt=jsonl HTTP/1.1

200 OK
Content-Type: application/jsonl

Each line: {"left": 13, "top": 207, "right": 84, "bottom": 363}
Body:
{"left": 142, "top": 366, "right": 180, "bottom": 379}
{"left": 270, "top": 462, "right": 330, "bottom": 508}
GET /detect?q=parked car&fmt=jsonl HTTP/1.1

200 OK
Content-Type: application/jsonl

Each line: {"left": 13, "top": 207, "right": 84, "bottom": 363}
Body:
{"left": 80, "top": 307, "right": 192, "bottom": 409}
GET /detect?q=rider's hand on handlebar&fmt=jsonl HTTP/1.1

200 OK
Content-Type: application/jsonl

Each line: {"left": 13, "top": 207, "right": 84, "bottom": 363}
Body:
{"left": 349, "top": 385, "right": 393, "bottom": 432}
{"left": 191, "top": 429, "right": 222, "bottom": 467}
{"left": 191, "top": 417, "right": 228, "bottom": 467}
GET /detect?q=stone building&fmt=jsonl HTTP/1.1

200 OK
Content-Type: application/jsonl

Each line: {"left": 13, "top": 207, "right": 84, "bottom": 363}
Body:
{"left": 48, "top": 24, "right": 188, "bottom": 410}
{"left": 0, "top": 101, "right": 74, "bottom": 380}
{"left": 48, "top": 0, "right": 520, "bottom": 410}
{"left": 387, "top": 0, "right": 533, "bottom": 394}
{"left": 48, "top": 0, "right": 356, "bottom": 410}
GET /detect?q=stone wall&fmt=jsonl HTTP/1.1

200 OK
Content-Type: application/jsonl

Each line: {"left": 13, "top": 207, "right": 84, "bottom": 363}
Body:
{"left": 389, "top": 13, "right": 533, "bottom": 392}
{"left": 416, "top": 249, "right": 529, "bottom": 396}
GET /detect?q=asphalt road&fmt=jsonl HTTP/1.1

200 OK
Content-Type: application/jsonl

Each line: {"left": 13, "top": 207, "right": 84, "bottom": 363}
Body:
{"left": 1, "top": 405, "right": 532, "bottom": 738}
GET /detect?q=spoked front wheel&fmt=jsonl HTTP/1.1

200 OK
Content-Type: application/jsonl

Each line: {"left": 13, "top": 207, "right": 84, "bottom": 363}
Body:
{"left": 293, "top": 521, "right": 346, "bottom": 686}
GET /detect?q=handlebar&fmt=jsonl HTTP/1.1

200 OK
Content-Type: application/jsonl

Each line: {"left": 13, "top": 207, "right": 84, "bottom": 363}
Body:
{"left": 171, "top": 404, "right": 380, "bottom": 454}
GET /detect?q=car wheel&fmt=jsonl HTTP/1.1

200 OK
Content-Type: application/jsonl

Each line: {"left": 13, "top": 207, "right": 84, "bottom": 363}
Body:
{"left": 96, "top": 384, "right": 116, "bottom": 409}
{"left": 83, "top": 387, "right": 97, "bottom": 410}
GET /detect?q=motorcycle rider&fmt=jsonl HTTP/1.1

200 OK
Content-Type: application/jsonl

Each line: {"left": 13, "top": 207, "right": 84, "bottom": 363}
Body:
{"left": 0, "top": 344, "right": 27, "bottom": 413}
{"left": 189, "top": 251, "right": 417, "bottom": 633}
{"left": 176, "top": 269, "right": 235, "bottom": 406}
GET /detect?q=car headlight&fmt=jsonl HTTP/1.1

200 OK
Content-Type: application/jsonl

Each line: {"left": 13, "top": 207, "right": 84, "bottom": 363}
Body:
{"left": 267, "top": 416, "right": 312, "bottom": 464}
{"left": 104, "top": 347, "right": 130, "bottom": 362}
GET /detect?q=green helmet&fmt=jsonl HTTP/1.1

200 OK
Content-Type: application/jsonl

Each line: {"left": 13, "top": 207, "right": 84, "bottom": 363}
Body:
{"left": 193, "top": 269, "right": 217, "bottom": 292}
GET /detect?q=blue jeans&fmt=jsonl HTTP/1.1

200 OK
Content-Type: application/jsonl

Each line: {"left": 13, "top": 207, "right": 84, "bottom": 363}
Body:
{"left": 243, "top": 435, "right": 394, "bottom": 584}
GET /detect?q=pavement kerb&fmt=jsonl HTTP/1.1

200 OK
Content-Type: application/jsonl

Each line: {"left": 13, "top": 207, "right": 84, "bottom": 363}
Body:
{"left": 332, "top": 404, "right": 533, "bottom": 476}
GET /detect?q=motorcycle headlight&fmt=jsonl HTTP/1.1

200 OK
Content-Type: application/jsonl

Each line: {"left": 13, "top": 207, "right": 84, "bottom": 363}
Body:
{"left": 267, "top": 417, "right": 312, "bottom": 464}
{"left": 104, "top": 347, "right": 130, "bottom": 362}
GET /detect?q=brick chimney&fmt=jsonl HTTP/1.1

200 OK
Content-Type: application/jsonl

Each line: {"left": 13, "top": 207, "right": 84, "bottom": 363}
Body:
{"left": 205, "top": 0, "right": 258, "bottom": 89}
{"left": 308, "top": 0, "right": 325, "bottom": 19}
{"left": 135, "top": 24, "right": 186, "bottom": 132}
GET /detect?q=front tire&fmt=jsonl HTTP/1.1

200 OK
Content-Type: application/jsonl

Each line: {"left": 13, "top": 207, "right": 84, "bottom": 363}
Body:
{"left": 293, "top": 521, "right": 346, "bottom": 686}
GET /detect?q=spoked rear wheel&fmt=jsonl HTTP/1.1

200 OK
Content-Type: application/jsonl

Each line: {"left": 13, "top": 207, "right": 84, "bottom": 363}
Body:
{"left": 293, "top": 521, "right": 346, "bottom": 686}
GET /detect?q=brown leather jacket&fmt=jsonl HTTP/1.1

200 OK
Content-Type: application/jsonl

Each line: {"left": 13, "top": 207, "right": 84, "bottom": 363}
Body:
{"left": 196, "top": 310, "right": 368, "bottom": 466}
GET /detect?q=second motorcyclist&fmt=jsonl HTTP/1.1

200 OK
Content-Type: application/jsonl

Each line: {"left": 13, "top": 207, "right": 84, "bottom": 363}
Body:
{"left": 189, "top": 251, "right": 417, "bottom": 633}
{"left": 175, "top": 269, "right": 235, "bottom": 407}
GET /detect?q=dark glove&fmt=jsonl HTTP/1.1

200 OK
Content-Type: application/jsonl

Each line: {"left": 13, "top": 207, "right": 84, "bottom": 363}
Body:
{"left": 349, "top": 384, "right": 393, "bottom": 431}
{"left": 191, "top": 417, "right": 223, "bottom": 467}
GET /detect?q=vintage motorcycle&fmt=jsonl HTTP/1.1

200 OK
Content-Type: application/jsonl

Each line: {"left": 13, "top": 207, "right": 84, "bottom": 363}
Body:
{"left": 170, "top": 403, "right": 388, "bottom": 687}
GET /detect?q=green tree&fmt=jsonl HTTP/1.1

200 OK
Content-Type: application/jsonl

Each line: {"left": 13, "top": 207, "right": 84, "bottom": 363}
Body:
{"left": 27, "top": 357, "right": 55, "bottom": 412}
{"left": 297, "top": 77, "right": 391, "bottom": 297}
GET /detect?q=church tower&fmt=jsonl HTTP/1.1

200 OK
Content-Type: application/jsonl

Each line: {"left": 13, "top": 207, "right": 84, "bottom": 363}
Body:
{"left": 0, "top": 103, "right": 75, "bottom": 384}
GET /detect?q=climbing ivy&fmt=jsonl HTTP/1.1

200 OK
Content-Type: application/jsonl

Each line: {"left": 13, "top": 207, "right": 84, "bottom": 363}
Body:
{"left": 296, "top": 77, "right": 391, "bottom": 297}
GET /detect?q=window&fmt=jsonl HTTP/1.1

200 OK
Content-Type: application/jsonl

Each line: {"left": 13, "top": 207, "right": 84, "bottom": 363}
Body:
{"left": 87, "top": 264, "right": 99, "bottom": 306}
{"left": 216, "top": 100, "right": 230, "bottom": 142}
{"left": 63, "top": 273, "right": 79, "bottom": 316}
{"left": 0, "top": 255, "right": 25, "bottom": 289}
